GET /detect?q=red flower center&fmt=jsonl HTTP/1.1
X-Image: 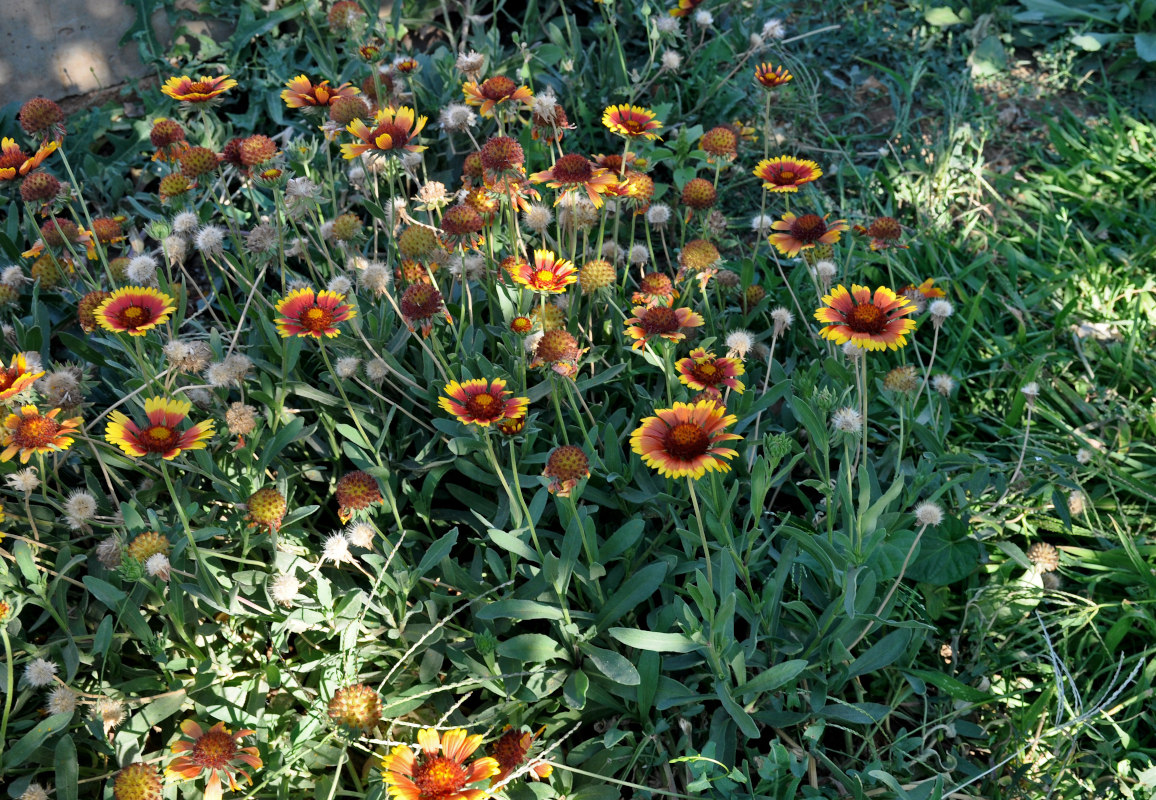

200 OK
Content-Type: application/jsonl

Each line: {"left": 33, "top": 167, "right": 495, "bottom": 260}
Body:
{"left": 0, "top": 149, "right": 28, "bottom": 170}
{"left": 788, "top": 214, "right": 828, "bottom": 243}
{"left": 191, "top": 727, "right": 238, "bottom": 769}
{"left": 300, "top": 306, "right": 334, "bottom": 333}
{"left": 481, "top": 76, "right": 517, "bottom": 101}
{"left": 664, "top": 422, "right": 710, "bottom": 460}
{"left": 639, "top": 307, "right": 680, "bottom": 335}
{"left": 371, "top": 121, "right": 409, "bottom": 149}
{"left": 0, "top": 370, "right": 15, "bottom": 391}
{"left": 693, "top": 362, "right": 719, "bottom": 382}
{"left": 493, "top": 731, "right": 530, "bottom": 772}
{"left": 412, "top": 755, "right": 469, "bottom": 798}
{"left": 401, "top": 285, "right": 444, "bottom": 319}
{"left": 116, "top": 305, "right": 154, "bottom": 330}
{"left": 868, "top": 217, "right": 901, "bottom": 240}
{"left": 639, "top": 274, "right": 672, "bottom": 296}
{"left": 846, "top": 303, "right": 886, "bottom": 334}
{"left": 188, "top": 81, "right": 215, "bottom": 95}
{"left": 465, "top": 392, "right": 500, "bottom": 419}
{"left": 14, "top": 415, "right": 61, "bottom": 448}
{"left": 551, "top": 154, "right": 593, "bottom": 184}
{"left": 618, "top": 117, "right": 648, "bottom": 134}
{"left": 140, "top": 425, "right": 178, "bottom": 453}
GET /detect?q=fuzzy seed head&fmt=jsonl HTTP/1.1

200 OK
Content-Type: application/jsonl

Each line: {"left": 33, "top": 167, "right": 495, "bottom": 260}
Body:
{"left": 914, "top": 502, "right": 944, "bottom": 527}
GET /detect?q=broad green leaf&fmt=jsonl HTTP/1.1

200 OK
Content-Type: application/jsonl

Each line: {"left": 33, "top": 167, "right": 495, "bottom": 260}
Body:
{"left": 477, "top": 599, "right": 565, "bottom": 621}
{"left": 496, "top": 633, "right": 565, "bottom": 662}
{"left": 2, "top": 712, "right": 73, "bottom": 768}
{"left": 596, "top": 562, "right": 667, "bottom": 629}
{"left": 735, "top": 659, "right": 809, "bottom": 696}
{"left": 54, "top": 736, "right": 78, "bottom": 800}
{"left": 609, "top": 627, "right": 698, "bottom": 652}
{"left": 582, "top": 644, "right": 640, "bottom": 685}
{"left": 847, "top": 628, "right": 914, "bottom": 679}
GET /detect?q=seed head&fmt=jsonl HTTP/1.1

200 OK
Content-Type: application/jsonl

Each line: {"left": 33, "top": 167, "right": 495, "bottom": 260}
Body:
{"left": 24, "top": 657, "right": 58, "bottom": 688}
{"left": 914, "top": 502, "right": 944, "bottom": 527}
{"left": 771, "top": 307, "right": 794, "bottom": 336}
{"left": 269, "top": 573, "right": 301, "bottom": 606}
{"left": 523, "top": 204, "right": 553, "bottom": 232}
{"left": 932, "top": 374, "right": 955, "bottom": 396}
{"left": 194, "top": 225, "right": 225, "bottom": 255}
{"left": 832, "top": 406, "right": 863, "bottom": 434}
{"left": 365, "top": 358, "right": 389, "bottom": 383}
{"left": 46, "top": 685, "right": 78, "bottom": 715}
{"left": 328, "top": 684, "right": 382, "bottom": 734}
{"left": 647, "top": 203, "right": 672, "bottom": 227}
{"left": 1026, "top": 542, "right": 1060, "bottom": 572}
{"left": 113, "top": 762, "right": 161, "bottom": 800}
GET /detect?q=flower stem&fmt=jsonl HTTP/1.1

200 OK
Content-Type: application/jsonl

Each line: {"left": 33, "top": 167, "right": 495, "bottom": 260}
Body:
{"left": 687, "top": 477, "right": 713, "bottom": 587}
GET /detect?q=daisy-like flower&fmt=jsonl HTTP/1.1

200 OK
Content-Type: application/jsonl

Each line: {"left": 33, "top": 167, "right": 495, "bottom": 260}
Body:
{"left": 753, "top": 157, "right": 822, "bottom": 192}
{"left": 274, "top": 287, "right": 356, "bottom": 338}
{"left": 543, "top": 446, "right": 590, "bottom": 498}
{"left": 754, "top": 63, "right": 793, "bottom": 88}
{"left": 1, "top": 405, "right": 82, "bottom": 463}
{"left": 900, "top": 277, "right": 946, "bottom": 300}
{"left": 95, "top": 287, "right": 176, "bottom": 336}
{"left": 340, "top": 106, "right": 427, "bottom": 159}
{"left": 630, "top": 400, "right": 742, "bottom": 479}
{"left": 530, "top": 154, "right": 618, "bottom": 209}
{"left": 281, "top": 75, "right": 359, "bottom": 108}
{"left": 632, "top": 272, "right": 679, "bottom": 306}
{"left": 381, "top": 727, "right": 500, "bottom": 800}
{"left": 509, "top": 250, "right": 577, "bottom": 294}
{"left": 669, "top": 0, "right": 706, "bottom": 16}
{"left": 439, "top": 379, "right": 529, "bottom": 427}
{"left": 0, "top": 137, "right": 58, "bottom": 181}
{"left": 676, "top": 348, "right": 745, "bottom": 393}
{"left": 167, "top": 719, "right": 261, "bottom": 800}
{"left": 161, "top": 75, "right": 238, "bottom": 104}
{"left": 0, "top": 353, "right": 45, "bottom": 402}
{"left": 462, "top": 76, "right": 533, "bottom": 117}
{"left": 853, "top": 216, "right": 908, "bottom": 250}
{"left": 624, "top": 305, "right": 704, "bottom": 351}
{"left": 814, "top": 284, "right": 917, "bottom": 351}
{"left": 491, "top": 726, "right": 553, "bottom": 785}
{"left": 104, "top": 397, "right": 214, "bottom": 460}
{"left": 768, "top": 212, "right": 848, "bottom": 257}
{"left": 602, "top": 105, "right": 663, "bottom": 140}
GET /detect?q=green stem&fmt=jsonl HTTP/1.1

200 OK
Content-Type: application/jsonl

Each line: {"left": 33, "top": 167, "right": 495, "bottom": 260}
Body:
{"left": 687, "top": 477, "right": 713, "bottom": 588}
{"left": 0, "top": 626, "right": 14, "bottom": 760}
{"left": 482, "top": 429, "right": 525, "bottom": 531}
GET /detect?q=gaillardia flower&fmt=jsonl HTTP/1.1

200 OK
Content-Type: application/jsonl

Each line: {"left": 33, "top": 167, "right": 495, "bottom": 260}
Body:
{"left": 335, "top": 470, "right": 382, "bottom": 522}
{"left": 340, "top": 106, "right": 427, "bottom": 159}
{"left": 381, "top": 727, "right": 500, "bottom": 800}
{"left": 0, "top": 353, "right": 45, "bottom": 402}
{"left": 0, "top": 137, "right": 58, "bottom": 181}
{"left": 754, "top": 63, "right": 793, "bottom": 88}
{"left": 530, "top": 154, "right": 617, "bottom": 209}
{"left": 753, "top": 157, "right": 822, "bottom": 192}
{"left": 104, "top": 397, "right": 214, "bottom": 460}
{"left": 161, "top": 75, "right": 238, "bottom": 104}
{"left": 274, "top": 288, "right": 356, "bottom": 338}
{"left": 602, "top": 105, "right": 663, "bottom": 140}
{"left": 632, "top": 272, "right": 678, "bottom": 306}
{"left": 281, "top": 75, "right": 359, "bottom": 108}
{"left": 543, "top": 445, "right": 590, "bottom": 498}
{"left": 815, "top": 284, "right": 917, "bottom": 351}
{"left": 854, "top": 216, "right": 908, "bottom": 251}
{"left": 509, "top": 250, "right": 577, "bottom": 294}
{"left": 439, "top": 379, "right": 529, "bottom": 427}
{"left": 768, "top": 212, "right": 848, "bottom": 257}
{"left": 462, "top": 76, "right": 533, "bottom": 117}
{"left": 1, "top": 405, "right": 82, "bottom": 463}
{"left": 167, "top": 719, "right": 261, "bottom": 800}
{"left": 624, "top": 305, "right": 704, "bottom": 350}
{"left": 95, "top": 287, "right": 177, "bottom": 336}
{"left": 491, "top": 726, "right": 553, "bottom": 784}
{"left": 676, "top": 349, "right": 745, "bottom": 393}
{"left": 630, "top": 400, "right": 742, "bottom": 479}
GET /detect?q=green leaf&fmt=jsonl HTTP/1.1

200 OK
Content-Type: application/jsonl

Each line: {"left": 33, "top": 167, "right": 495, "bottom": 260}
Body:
{"left": 925, "top": 7, "right": 966, "bottom": 25}
{"left": 1135, "top": 32, "right": 1156, "bottom": 61}
{"left": 717, "top": 685, "right": 759, "bottom": 737}
{"left": 596, "top": 562, "right": 667, "bottom": 628}
{"left": 609, "top": 627, "right": 698, "bottom": 653}
{"left": 477, "top": 599, "right": 565, "bottom": 621}
{"left": 907, "top": 516, "right": 981, "bottom": 585}
{"left": 2, "top": 712, "right": 73, "bottom": 768}
{"left": 847, "top": 628, "right": 914, "bottom": 679}
{"left": 735, "top": 659, "right": 809, "bottom": 697}
{"left": 487, "top": 529, "right": 539, "bottom": 562}
{"left": 54, "top": 736, "right": 78, "bottom": 800}
{"left": 905, "top": 669, "right": 993, "bottom": 703}
{"left": 581, "top": 644, "right": 640, "bottom": 685}
{"left": 496, "top": 633, "right": 565, "bottom": 662}
{"left": 564, "top": 669, "right": 589, "bottom": 708}
{"left": 415, "top": 529, "right": 458, "bottom": 579}
{"left": 82, "top": 576, "right": 126, "bottom": 608}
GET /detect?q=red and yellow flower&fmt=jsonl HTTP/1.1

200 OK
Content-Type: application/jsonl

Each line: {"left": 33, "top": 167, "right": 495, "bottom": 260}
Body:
{"left": 676, "top": 348, "right": 745, "bottom": 393}
{"left": 1, "top": 405, "right": 82, "bottom": 463}
{"left": 814, "top": 284, "right": 917, "bottom": 351}
{"left": 530, "top": 154, "right": 617, "bottom": 209}
{"left": 669, "top": 0, "right": 706, "bottom": 16}
{"left": 543, "top": 446, "right": 590, "bottom": 498}
{"left": 0, "top": 137, "right": 58, "bottom": 181}
{"left": 624, "top": 305, "right": 704, "bottom": 350}
{"left": 95, "top": 287, "right": 177, "bottom": 336}
{"left": 439, "top": 379, "right": 529, "bottom": 427}
{"left": 632, "top": 273, "right": 678, "bottom": 307}
{"left": 104, "top": 397, "right": 215, "bottom": 460}
{"left": 161, "top": 74, "right": 237, "bottom": 104}
{"left": 509, "top": 250, "right": 577, "bottom": 294}
{"left": 274, "top": 288, "right": 356, "bottom": 338}
{"left": 341, "top": 106, "right": 427, "bottom": 159}
{"left": 630, "top": 401, "right": 742, "bottom": 479}
{"left": 754, "top": 63, "right": 793, "bottom": 88}
{"left": 753, "top": 157, "right": 821, "bottom": 192}
{"left": 167, "top": 719, "right": 261, "bottom": 800}
{"left": 900, "top": 278, "right": 945, "bottom": 300}
{"left": 491, "top": 726, "right": 553, "bottom": 785}
{"left": 0, "top": 353, "right": 45, "bottom": 402}
{"left": 281, "top": 75, "right": 359, "bottom": 108}
{"left": 382, "top": 727, "right": 500, "bottom": 800}
{"left": 768, "top": 212, "right": 848, "bottom": 257}
{"left": 462, "top": 76, "right": 533, "bottom": 117}
{"left": 853, "top": 216, "right": 908, "bottom": 251}
{"left": 602, "top": 105, "right": 663, "bottom": 140}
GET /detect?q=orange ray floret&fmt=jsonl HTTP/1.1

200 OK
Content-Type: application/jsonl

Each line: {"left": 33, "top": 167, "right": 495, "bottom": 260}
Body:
{"left": 462, "top": 76, "right": 533, "bottom": 117}
{"left": 104, "top": 396, "right": 214, "bottom": 460}
{"left": 602, "top": 105, "right": 663, "bottom": 140}
{"left": 630, "top": 400, "right": 742, "bottom": 479}
{"left": 814, "top": 284, "right": 917, "bottom": 351}
{"left": 754, "top": 63, "right": 793, "bottom": 88}
{"left": 274, "top": 287, "right": 356, "bottom": 338}
{"left": 1, "top": 405, "right": 82, "bottom": 463}
{"left": 381, "top": 727, "right": 500, "bottom": 800}
{"left": 281, "top": 75, "right": 359, "bottom": 108}
{"left": 340, "top": 105, "right": 427, "bottom": 159}
{"left": 0, "top": 137, "right": 58, "bottom": 182}
{"left": 161, "top": 74, "right": 237, "bottom": 103}
{"left": 0, "top": 353, "right": 45, "bottom": 402}
{"left": 768, "top": 212, "right": 848, "bottom": 257}
{"left": 676, "top": 348, "right": 745, "bottom": 393}
{"left": 529, "top": 154, "right": 617, "bottom": 210}
{"left": 167, "top": 719, "right": 262, "bottom": 800}
{"left": 509, "top": 249, "right": 577, "bottom": 294}
{"left": 438, "top": 379, "right": 529, "bottom": 427}
{"left": 95, "top": 287, "right": 176, "bottom": 336}
{"left": 752, "top": 156, "right": 822, "bottom": 192}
